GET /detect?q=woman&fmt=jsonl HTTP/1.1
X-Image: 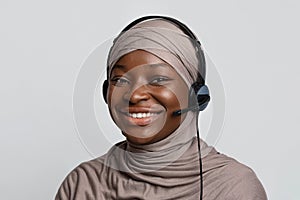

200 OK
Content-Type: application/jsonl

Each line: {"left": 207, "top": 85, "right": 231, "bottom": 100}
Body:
{"left": 55, "top": 16, "right": 267, "bottom": 200}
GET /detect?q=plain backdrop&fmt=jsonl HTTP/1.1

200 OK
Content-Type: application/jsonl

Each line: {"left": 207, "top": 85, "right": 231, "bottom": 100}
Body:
{"left": 1, "top": 0, "right": 299, "bottom": 199}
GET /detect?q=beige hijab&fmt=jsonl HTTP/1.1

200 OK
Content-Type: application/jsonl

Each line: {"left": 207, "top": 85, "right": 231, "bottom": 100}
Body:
{"left": 107, "top": 19, "right": 205, "bottom": 87}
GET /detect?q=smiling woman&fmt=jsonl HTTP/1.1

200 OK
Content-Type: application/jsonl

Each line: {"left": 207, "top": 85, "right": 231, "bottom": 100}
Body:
{"left": 55, "top": 16, "right": 267, "bottom": 200}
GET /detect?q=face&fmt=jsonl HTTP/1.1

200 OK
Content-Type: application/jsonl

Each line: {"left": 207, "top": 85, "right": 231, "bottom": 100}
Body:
{"left": 107, "top": 50, "right": 189, "bottom": 145}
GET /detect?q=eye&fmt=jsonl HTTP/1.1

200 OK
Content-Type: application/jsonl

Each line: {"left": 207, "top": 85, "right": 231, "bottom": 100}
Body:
{"left": 110, "top": 77, "right": 130, "bottom": 86}
{"left": 149, "top": 76, "right": 171, "bottom": 86}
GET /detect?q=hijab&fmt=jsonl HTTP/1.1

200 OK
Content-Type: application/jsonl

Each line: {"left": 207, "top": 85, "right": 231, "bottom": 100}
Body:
{"left": 107, "top": 19, "right": 206, "bottom": 87}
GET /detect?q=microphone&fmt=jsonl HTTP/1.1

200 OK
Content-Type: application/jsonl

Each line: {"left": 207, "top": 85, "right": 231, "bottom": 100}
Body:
{"left": 172, "top": 105, "right": 200, "bottom": 116}
{"left": 172, "top": 95, "right": 210, "bottom": 116}
{"left": 173, "top": 85, "right": 210, "bottom": 116}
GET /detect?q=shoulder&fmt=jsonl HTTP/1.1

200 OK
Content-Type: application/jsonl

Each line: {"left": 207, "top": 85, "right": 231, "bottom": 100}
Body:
{"left": 224, "top": 158, "right": 267, "bottom": 200}
{"left": 203, "top": 151, "right": 268, "bottom": 200}
{"left": 54, "top": 141, "right": 128, "bottom": 200}
{"left": 54, "top": 156, "right": 107, "bottom": 200}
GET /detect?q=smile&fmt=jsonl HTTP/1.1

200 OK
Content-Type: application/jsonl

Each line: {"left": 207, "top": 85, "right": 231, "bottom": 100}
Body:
{"left": 119, "top": 110, "right": 163, "bottom": 126}
{"left": 128, "top": 112, "right": 158, "bottom": 119}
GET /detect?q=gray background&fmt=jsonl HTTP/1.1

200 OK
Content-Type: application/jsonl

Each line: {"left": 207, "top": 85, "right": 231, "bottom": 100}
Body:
{"left": 1, "top": 0, "right": 299, "bottom": 199}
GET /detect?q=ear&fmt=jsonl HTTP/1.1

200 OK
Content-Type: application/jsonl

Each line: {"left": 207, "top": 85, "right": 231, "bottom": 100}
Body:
{"left": 102, "top": 80, "right": 108, "bottom": 104}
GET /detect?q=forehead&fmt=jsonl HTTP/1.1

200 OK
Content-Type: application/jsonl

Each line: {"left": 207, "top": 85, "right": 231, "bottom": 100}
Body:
{"left": 111, "top": 50, "right": 174, "bottom": 74}
{"left": 115, "top": 50, "right": 167, "bottom": 67}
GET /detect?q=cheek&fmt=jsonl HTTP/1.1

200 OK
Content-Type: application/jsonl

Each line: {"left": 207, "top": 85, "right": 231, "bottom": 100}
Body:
{"left": 159, "top": 92, "right": 179, "bottom": 107}
{"left": 155, "top": 87, "right": 189, "bottom": 110}
{"left": 107, "top": 87, "right": 120, "bottom": 120}
{"left": 107, "top": 86, "right": 123, "bottom": 105}
{"left": 107, "top": 88, "right": 114, "bottom": 105}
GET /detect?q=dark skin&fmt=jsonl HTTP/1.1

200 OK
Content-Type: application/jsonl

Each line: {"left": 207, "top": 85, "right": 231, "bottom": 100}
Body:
{"left": 107, "top": 50, "right": 189, "bottom": 145}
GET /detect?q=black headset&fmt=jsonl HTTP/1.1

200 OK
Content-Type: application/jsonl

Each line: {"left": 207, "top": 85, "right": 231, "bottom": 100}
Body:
{"left": 102, "top": 16, "right": 209, "bottom": 200}
{"left": 102, "top": 15, "right": 210, "bottom": 114}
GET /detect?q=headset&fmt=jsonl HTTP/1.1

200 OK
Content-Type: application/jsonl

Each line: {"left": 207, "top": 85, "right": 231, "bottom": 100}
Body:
{"left": 102, "top": 15, "right": 210, "bottom": 200}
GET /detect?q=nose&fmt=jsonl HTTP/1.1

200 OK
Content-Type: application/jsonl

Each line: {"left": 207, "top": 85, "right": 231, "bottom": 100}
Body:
{"left": 123, "top": 83, "right": 150, "bottom": 104}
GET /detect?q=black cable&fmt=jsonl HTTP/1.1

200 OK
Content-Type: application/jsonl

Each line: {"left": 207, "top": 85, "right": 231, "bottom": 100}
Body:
{"left": 196, "top": 114, "right": 203, "bottom": 200}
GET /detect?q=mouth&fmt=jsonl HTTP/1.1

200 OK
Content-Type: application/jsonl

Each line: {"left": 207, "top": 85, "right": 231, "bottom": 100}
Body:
{"left": 120, "top": 110, "right": 163, "bottom": 126}
{"left": 128, "top": 112, "right": 158, "bottom": 118}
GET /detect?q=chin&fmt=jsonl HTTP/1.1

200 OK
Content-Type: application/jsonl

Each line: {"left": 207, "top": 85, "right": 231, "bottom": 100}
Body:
{"left": 126, "top": 136, "right": 154, "bottom": 145}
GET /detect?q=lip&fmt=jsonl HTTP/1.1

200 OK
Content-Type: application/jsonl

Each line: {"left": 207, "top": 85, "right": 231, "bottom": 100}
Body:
{"left": 119, "top": 107, "right": 164, "bottom": 126}
{"left": 120, "top": 107, "right": 164, "bottom": 113}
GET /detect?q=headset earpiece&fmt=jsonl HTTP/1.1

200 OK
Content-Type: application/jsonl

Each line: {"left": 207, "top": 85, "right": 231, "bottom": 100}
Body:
{"left": 102, "top": 80, "right": 108, "bottom": 104}
{"left": 189, "top": 83, "right": 210, "bottom": 111}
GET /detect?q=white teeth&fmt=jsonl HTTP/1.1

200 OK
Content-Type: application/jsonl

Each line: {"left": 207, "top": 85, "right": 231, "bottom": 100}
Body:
{"left": 129, "top": 113, "right": 156, "bottom": 118}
